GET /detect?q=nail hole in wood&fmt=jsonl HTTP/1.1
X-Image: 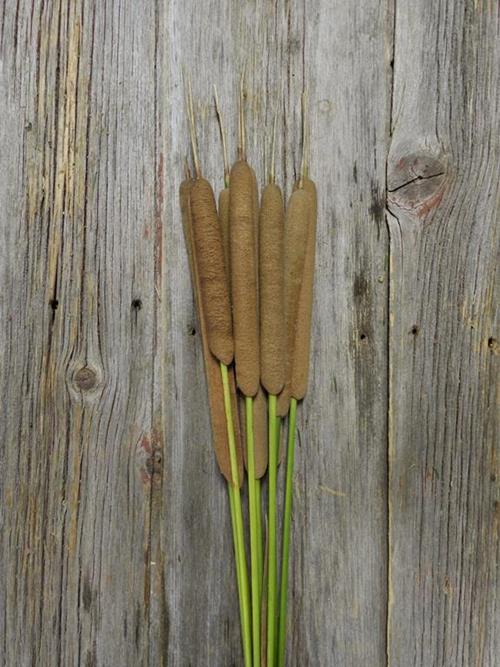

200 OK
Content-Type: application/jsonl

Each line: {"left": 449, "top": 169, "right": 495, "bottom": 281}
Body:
{"left": 131, "top": 299, "right": 142, "bottom": 310}
{"left": 189, "top": 326, "right": 196, "bottom": 336}
{"left": 411, "top": 325, "right": 419, "bottom": 336}
{"left": 359, "top": 333, "right": 367, "bottom": 341}
{"left": 49, "top": 299, "right": 59, "bottom": 311}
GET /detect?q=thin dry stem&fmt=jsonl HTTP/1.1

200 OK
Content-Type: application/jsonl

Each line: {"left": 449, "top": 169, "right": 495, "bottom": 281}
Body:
{"left": 185, "top": 75, "right": 201, "bottom": 178}
{"left": 269, "top": 109, "right": 278, "bottom": 185}
{"left": 213, "top": 85, "right": 230, "bottom": 187}
{"left": 299, "top": 91, "right": 309, "bottom": 187}
{"left": 238, "top": 71, "right": 246, "bottom": 161}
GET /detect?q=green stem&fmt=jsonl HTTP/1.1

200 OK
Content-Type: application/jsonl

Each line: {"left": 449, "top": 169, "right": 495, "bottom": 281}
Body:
{"left": 245, "top": 397, "right": 261, "bottom": 665}
{"left": 220, "top": 363, "right": 253, "bottom": 667}
{"left": 274, "top": 415, "right": 282, "bottom": 667}
{"left": 277, "top": 398, "right": 297, "bottom": 667}
{"left": 227, "top": 484, "right": 245, "bottom": 649}
{"left": 267, "top": 394, "right": 278, "bottom": 666}
{"left": 276, "top": 415, "right": 282, "bottom": 463}
{"left": 255, "top": 477, "right": 263, "bottom": 597}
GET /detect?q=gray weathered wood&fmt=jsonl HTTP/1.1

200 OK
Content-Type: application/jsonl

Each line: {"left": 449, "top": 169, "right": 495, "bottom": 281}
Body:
{"left": 1, "top": 1, "right": 163, "bottom": 665}
{"left": 387, "top": 1, "right": 499, "bottom": 666}
{"left": 0, "top": 1, "right": 497, "bottom": 666}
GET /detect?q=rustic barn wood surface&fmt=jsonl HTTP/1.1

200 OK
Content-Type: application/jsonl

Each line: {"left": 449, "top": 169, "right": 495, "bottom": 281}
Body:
{"left": 1, "top": 1, "right": 498, "bottom": 665}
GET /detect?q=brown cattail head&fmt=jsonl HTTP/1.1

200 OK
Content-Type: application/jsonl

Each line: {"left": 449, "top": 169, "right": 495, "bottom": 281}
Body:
{"left": 276, "top": 187, "right": 313, "bottom": 415}
{"left": 218, "top": 187, "right": 231, "bottom": 284}
{"left": 240, "top": 386, "right": 268, "bottom": 478}
{"left": 259, "top": 183, "right": 285, "bottom": 395}
{"left": 179, "top": 178, "right": 243, "bottom": 485}
{"left": 191, "top": 178, "right": 234, "bottom": 366}
{"left": 290, "top": 177, "right": 317, "bottom": 399}
{"left": 276, "top": 386, "right": 291, "bottom": 418}
{"left": 230, "top": 160, "right": 260, "bottom": 396}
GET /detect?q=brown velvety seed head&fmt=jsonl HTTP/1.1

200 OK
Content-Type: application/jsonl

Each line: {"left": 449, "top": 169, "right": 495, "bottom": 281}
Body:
{"left": 291, "top": 178, "right": 317, "bottom": 399}
{"left": 251, "top": 167, "right": 260, "bottom": 317}
{"left": 259, "top": 183, "right": 285, "bottom": 395}
{"left": 276, "top": 385, "right": 291, "bottom": 417}
{"left": 179, "top": 179, "right": 242, "bottom": 486}
{"left": 218, "top": 187, "right": 230, "bottom": 286}
{"left": 191, "top": 178, "right": 234, "bottom": 365}
{"left": 230, "top": 160, "right": 260, "bottom": 396}
{"left": 277, "top": 188, "right": 312, "bottom": 413}
{"left": 251, "top": 167, "right": 259, "bottom": 254}
{"left": 204, "top": 351, "right": 243, "bottom": 486}
{"left": 239, "top": 386, "right": 268, "bottom": 478}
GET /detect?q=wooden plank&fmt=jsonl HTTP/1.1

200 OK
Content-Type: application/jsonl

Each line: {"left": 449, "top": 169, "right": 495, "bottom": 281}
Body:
{"left": 4, "top": 1, "right": 497, "bottom": 666}
{"left": 290, "top": 2, "right": 391, "bottom": 665}
{"left": 1, "top": 1, "right": 164, "bottom": 665}
{"left": 163, "top": 1, "right": 390, "bottom": 665}
{"left": 387, "top": 1, "right": 500, "bottom": 665}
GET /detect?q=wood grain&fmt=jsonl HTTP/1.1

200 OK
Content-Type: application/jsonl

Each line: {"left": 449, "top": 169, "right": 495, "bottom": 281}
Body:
{"left": 387, "top": 1, "right": 499, "bottom": 665}
{"left": 0, "top": 1, "right": 497, "bottom": 666}
{"left": 1, "top": 1, "right": 165, "bottom": 665}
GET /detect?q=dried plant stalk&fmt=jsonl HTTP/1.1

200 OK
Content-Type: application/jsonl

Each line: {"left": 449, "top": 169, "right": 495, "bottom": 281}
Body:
{"left": 180, "top": 177, "right": 243, "bottom": 485}
{"left": 218, "top": 187, "right": 231, "bottom": 283}
{"left": 230, "top": 160, "right": 260, "bottom": 397}
{"left": 240, "top": 385, "right": 269, "bottom": 478}
{"left": 259, "top": 183, "right": 285, "bottom": 395}
{"left": 276, "top": 188, "right": 313, "bottom": 416}
{"left": 190, "top": 178, "right": 234, "bottom": 366}
{"left": 290, "top": 177, "right": 317, "bottom": 399}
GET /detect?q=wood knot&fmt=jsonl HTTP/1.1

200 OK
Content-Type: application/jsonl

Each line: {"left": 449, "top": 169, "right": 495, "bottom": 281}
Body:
{"left": 137, "top": 431, "right": 163, "bottom": 488}
{"left": 487, "top": 337, "right": 499, "bottom": 355}
{"left": 74, "top": 366, "right": 97, "bottom": 391}
{"left": 388, "top": 151, "right": 447, "bottom": 218}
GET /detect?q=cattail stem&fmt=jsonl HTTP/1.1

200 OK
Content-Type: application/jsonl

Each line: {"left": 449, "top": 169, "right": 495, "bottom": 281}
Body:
{"left": 267, "top": 393, "right": 279, "bottom": 665}
{"left": 227, "top": 484, "right": 247, "bottom": 660}
{"left": 213, "top": 85, "right": 230, "bottom": 188}
{"left": 255, "top": 477, "right": 263, "bottom": 596}
{"left": 238, "top": 72, "right": 246, "bottom": 161}
{"left": 277, "top": 397, "right": 297, "bottom": 667}
{"left": 185, "top": 76, "right": 201, "bottom": 179}
{"left": 245, "top": 397, "right": 261, "bottom": 665}
{"left": 220, "top": 363, "right": 252, "bottom": 667}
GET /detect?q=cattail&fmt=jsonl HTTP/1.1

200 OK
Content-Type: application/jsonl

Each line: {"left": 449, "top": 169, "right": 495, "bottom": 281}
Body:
{"left": 276, "top": 188, "right": 313, "bottom": 416}
{"left": 259, "top": 182, "right": 285, "bottom": 395}
{"left": 180, "top": 175, "right": 243, "bottom": 486}
{"left": 230, "top": 159, "right": 260, "bottom": 396}
{"left": 240, "top": 385, "right": 269, "bottom": 478}
{"left": 218, "top": 188, "right": 231, "bottom": 281}
{"left": 185, "top": 79, "right": 253, "bottom": 667}
{"left": 290, "top": 177, "right": 317, "bottom": 399}
{"left": 276, "top": 386, "right": 290, "bottom": 418}
{"left": 191, "top": 178, "right": 234, "bottom": 366}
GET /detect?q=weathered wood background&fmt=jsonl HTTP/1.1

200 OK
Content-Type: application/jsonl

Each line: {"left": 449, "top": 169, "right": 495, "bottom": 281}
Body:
{"left": 1, "top": 1, "right": 498, "bottom": 665}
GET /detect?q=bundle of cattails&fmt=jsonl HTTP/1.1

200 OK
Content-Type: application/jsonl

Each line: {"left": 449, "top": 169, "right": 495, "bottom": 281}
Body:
{"left": 180, "top": 78, "right": 316, "bottom": 667}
